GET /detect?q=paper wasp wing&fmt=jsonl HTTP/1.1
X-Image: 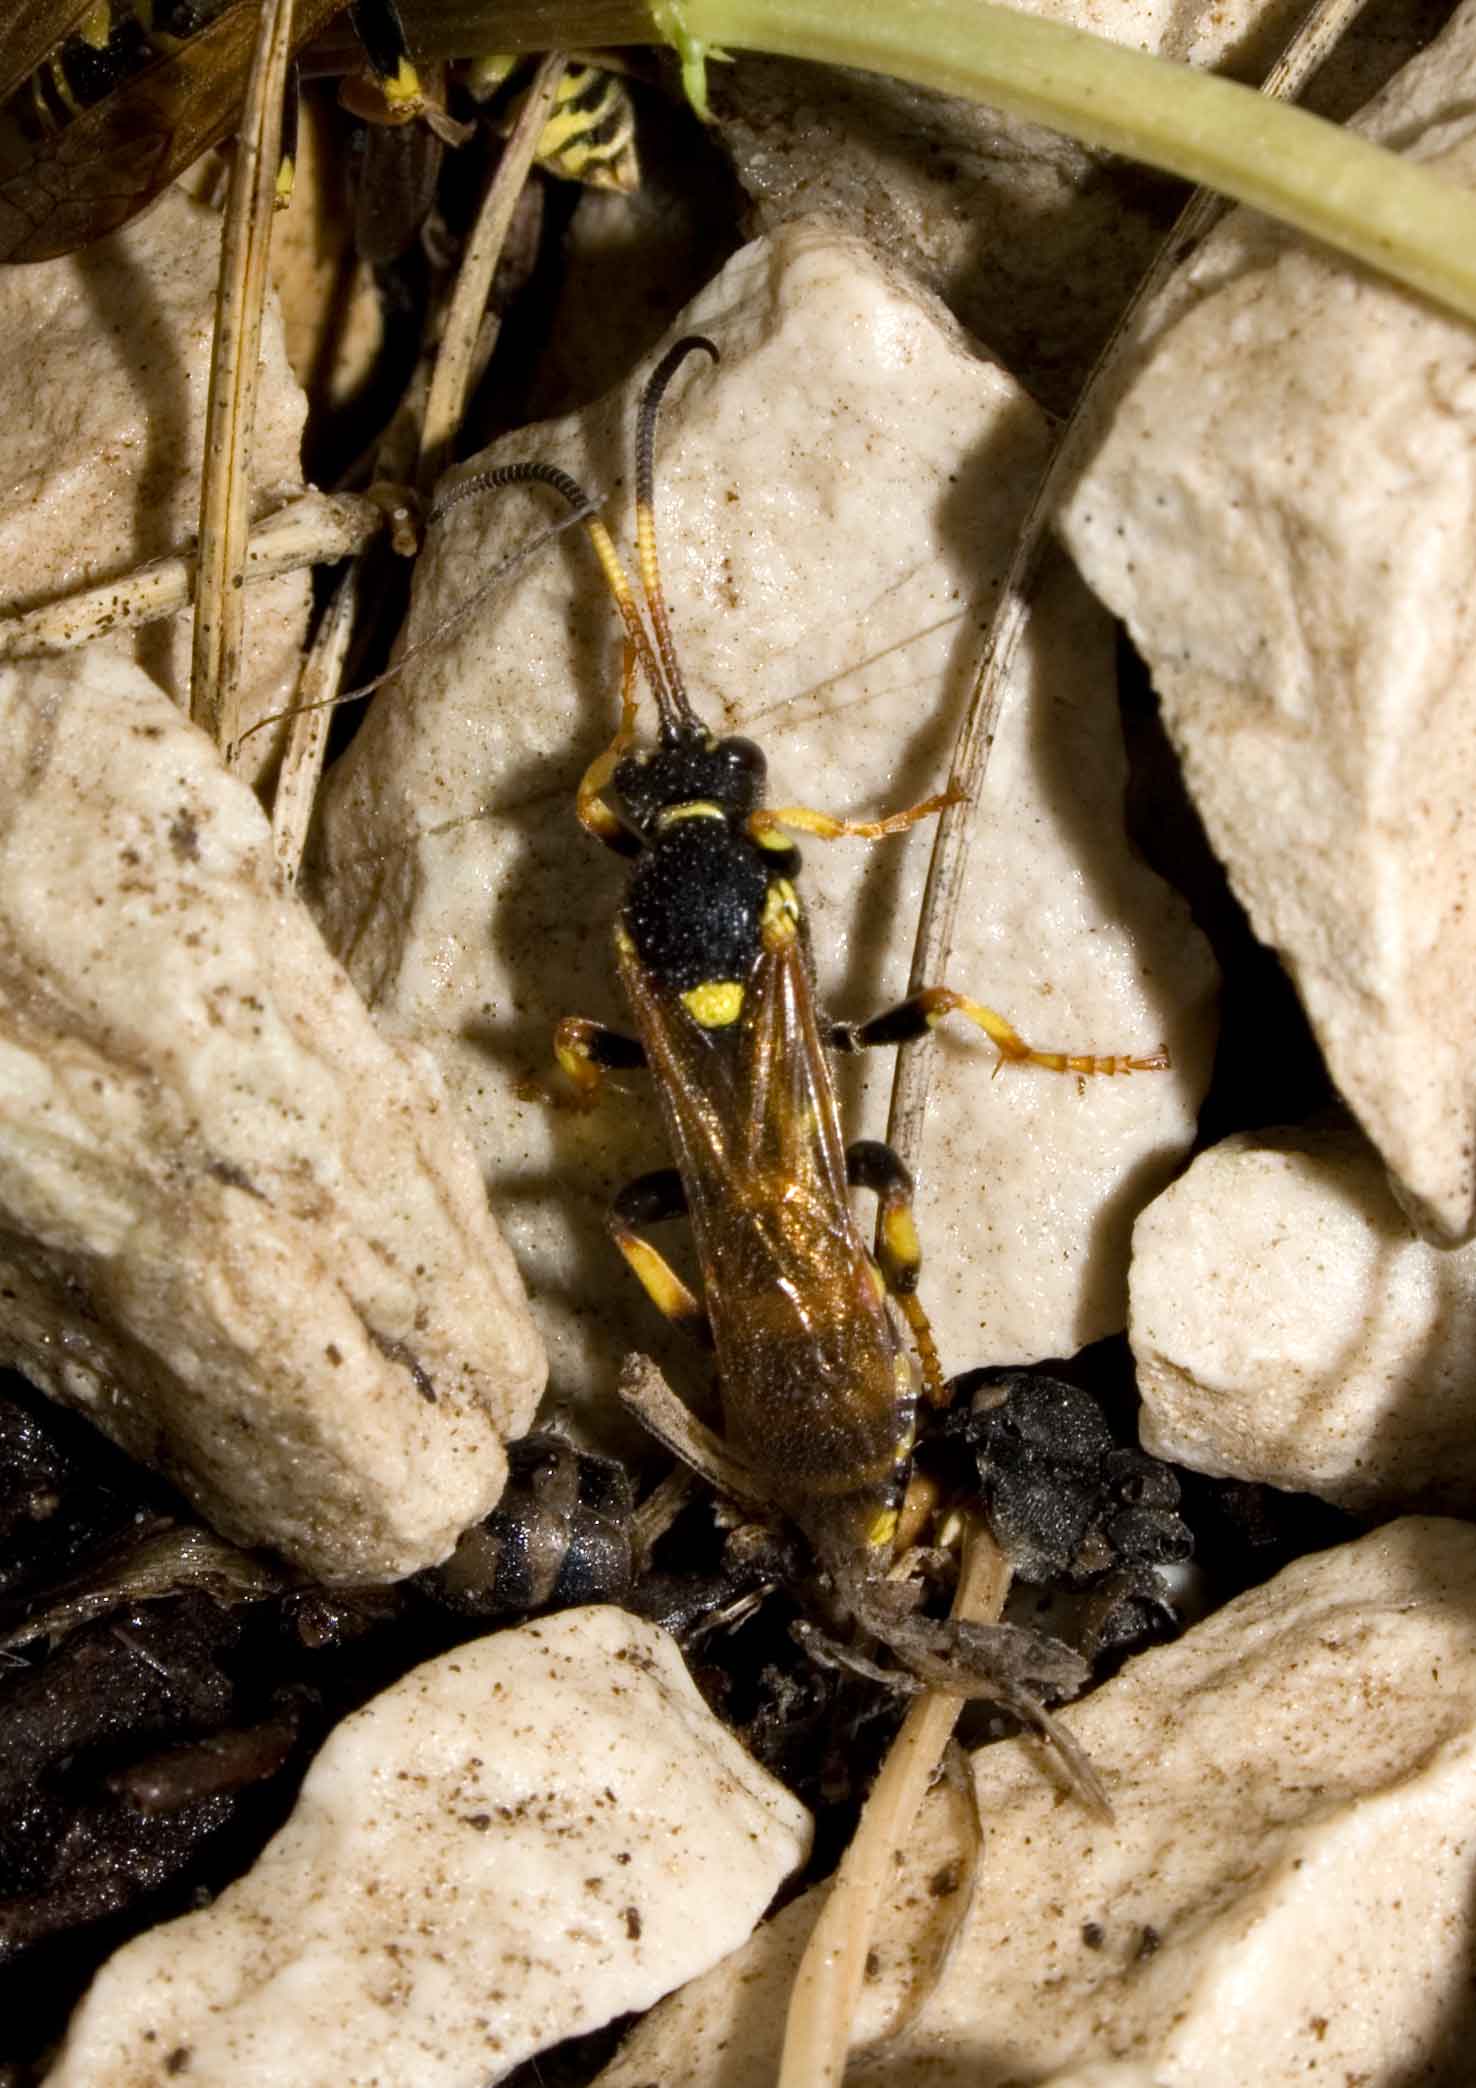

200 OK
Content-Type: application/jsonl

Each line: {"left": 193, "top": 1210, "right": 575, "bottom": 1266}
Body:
{"left": 0, "top": 0, "right": 346, "bottom": 264}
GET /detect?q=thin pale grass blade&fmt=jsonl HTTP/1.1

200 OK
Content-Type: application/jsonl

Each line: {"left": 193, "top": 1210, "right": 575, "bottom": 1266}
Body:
{"left": 616, "top": 1351, "right": 768, "bottom": 1511}
{"left": 0, "top": 491, "right": 384, "bottom": 660}
{"left": 629, "top": 1465, "right": 698, "bottom": 1562}
{"left": 191, "top": 0, "right": 295, "bottom": 760}
{"left": 418, "top": 53, "right": 570, "bottom": 491}
{"left": 272, "top": 561, "right": 361, "bottom": 880}
{"left": 776, "top": 1527, "right": 1011, "bottom": 2088}
{"left": 883, "top": 0, "right": 1378, "bottom": 1176}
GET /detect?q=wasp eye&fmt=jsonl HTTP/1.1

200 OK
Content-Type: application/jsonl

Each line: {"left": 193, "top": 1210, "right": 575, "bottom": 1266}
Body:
{"left": 719, "top": 737, "right": 766, "bottom": 808}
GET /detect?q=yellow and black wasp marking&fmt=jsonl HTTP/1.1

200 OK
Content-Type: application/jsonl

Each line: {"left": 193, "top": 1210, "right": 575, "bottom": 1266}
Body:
{"left": 432, "top": 338, "right": 1168, "bottom": 1790}
{"left": 465, "top": 53, "right": 639, "bottom": 193}
{"left": 0, "top": 2, "right": 640, "bottom": 264}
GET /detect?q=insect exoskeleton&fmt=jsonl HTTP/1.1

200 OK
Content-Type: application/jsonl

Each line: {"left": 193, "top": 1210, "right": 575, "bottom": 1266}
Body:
{"left": 429, "top": 334, "right": 1170, "bottom": 1805}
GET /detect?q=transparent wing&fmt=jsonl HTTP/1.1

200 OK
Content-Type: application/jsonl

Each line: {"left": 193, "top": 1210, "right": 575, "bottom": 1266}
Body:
{"left": 616, "top": 933, "right": 911, "bottom": 1530}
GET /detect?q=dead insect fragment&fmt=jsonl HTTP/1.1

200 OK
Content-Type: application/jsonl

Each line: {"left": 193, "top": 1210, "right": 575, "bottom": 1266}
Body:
{"left": 418, "top": 1432, "right": 635, "bottom": 1620}
{"left": 432, "top": 337, "right": 1169, "bottom": 1802}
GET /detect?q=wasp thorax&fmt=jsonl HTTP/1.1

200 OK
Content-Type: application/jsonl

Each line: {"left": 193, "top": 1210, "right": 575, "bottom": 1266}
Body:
{"left": 614, "top": 732, "right": 766, "bottom": 832}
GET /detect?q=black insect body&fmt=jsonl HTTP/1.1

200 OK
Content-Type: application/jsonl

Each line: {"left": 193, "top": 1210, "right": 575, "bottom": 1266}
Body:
{"left": 419, "top": 1432, "right": 635, "bottom": 1620}
{"left": 939, "top": 1368, "right": 1193, "bottom": 1663}
{"left": 433, "top": 336, "right": 1168, "bottom": 1797}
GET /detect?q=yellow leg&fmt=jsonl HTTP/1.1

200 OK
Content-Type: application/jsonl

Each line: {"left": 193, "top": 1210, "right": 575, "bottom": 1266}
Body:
{"left": 925, "top": 990, "right": 1170, "bottom": 1076}
{"left": 837, "top": 988, "right": 1169, "bottom": 1078}
{"left": 746, "top": 788, "right": 956, "bottom": 846}
{"left": 576, "top": 641, "right": 641, "bottom": 849}
{"left": 541, "top": 1014, "right": 646, "bottom": 1110}
{"left": 609, "top": 1170, "right": 711, "bottom": 1344}
{"left": 847, "top": 1140, "right": 948, "bottom": 1405}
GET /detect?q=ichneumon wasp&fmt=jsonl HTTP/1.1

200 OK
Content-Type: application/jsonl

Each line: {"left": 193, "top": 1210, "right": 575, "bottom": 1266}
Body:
{"left": 431, "top": 335, "right": 1169, "bottom": 1801}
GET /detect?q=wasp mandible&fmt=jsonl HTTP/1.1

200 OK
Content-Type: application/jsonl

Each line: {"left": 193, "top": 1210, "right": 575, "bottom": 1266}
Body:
{"left": 433, "top": 338, "right": 1168, "bottom": 1794}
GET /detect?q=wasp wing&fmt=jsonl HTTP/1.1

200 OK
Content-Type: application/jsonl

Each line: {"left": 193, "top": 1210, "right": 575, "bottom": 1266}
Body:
{"left": 0, "top": 0, "right": 345, "bottom": 263}
{"left": 616, "top": 929, "right": 912, "bottom": 1542}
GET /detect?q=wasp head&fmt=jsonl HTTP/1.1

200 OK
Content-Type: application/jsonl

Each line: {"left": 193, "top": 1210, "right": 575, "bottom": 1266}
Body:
{"left": 613, "top": 730, "right": 766, "bottom": 836}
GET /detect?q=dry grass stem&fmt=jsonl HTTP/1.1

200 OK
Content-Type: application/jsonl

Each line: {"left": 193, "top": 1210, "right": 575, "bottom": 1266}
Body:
{"left": 776, "top": 1527, "right": 1012, "bottom": 2088}
{"left": 0, "top": 491, "right": 384, "bottom": 661}
{"left": 190, "top": 0, "right": 295, "bottom": 756}
{"left": 272, "top": 561, "right": 361, "bottom": 879}
{"left": 418, "top": 53, "right": 570, "bottom": 491}
{"left": 616, "top": 1352, "right": 767, "bottom": 1511}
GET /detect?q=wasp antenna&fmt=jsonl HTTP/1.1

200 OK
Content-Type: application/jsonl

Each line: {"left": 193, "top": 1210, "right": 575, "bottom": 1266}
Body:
{"left": 635, "top": 335, "right": 719, "bottom": 737}
{"left": 431, "top": 460, "right": 676, "bottom": 732}
{"left": 429, "top": 459, "right": 596, "bottom": 530}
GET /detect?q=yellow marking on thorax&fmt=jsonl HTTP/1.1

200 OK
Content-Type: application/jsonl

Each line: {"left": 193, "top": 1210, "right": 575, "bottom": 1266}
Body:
{"left": 655, "top": 800, "right": 725, "bottom": 830}
{"left": 681, "top": 980, "right": 744, "bottom": 1027}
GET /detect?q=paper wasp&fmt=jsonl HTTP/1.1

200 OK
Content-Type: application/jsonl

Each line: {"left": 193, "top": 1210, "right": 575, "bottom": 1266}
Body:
{"left": 0, "top": 2, "right": 640, "bottom": 264}
{"left": 433, "top": 336, "right": 1168, "bottom": 1792}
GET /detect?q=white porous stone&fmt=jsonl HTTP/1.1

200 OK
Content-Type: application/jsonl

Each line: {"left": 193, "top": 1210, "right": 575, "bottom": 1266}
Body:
{"left": 1057, "top": 0, "right": 1476, "bottom": 1245}
{"left": 47, "top": 1607, "right": 812, "bottom": 2088}
{"left": 0, "top": 650, "right": 544, "bottom": 1581}
{"left": 594, "top": 1518, "right": 1476, "bottom": 2086}
{"left": 1129, "top": 1122, "right": 1476, "bottom": 1514}
{"left": 0, "top": 183, "right": 309, "bottom": 777}
{"left": 311, "top": 221, "right": 1216, "bottom": 1417}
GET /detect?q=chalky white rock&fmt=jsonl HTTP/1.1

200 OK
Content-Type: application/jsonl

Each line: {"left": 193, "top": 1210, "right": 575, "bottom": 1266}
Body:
{"left": 593, "top": 1519, "right": 1476, "bottom": 2085}
{"left": 0, "top": 650, "right": 544, "bottom": 1581}
{"left": 47, "top": 1608, "right": 812, "bottom": 2088}
{"left": 1058, "top": 0, "right": 1476, "bottom": 1244}
{"left": 1129, "top": 1122, "right": 1476, "bottom": 1515}
{"left": 0, "top": 184, "right": 310, "bottom": 778}
{"left": 311, "top": 219, "right": 1216, "bottom": 1413}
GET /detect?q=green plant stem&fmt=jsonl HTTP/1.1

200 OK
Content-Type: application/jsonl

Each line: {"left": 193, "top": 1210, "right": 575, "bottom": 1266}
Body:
{"left": 444, "top": 0, "right": 1476, "bottom": 326}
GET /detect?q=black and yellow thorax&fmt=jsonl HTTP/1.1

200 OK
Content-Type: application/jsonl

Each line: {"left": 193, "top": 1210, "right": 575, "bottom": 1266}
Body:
{"left": 612, "top": 729, "right": 802, "bottom": 1034}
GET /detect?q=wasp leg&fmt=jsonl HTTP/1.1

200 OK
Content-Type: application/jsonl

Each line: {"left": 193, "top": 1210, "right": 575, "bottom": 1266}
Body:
{"left": 838, "top": 1571, "right": 1110, "bottom": 1815}
{"left": 616, "top": 1354, "right": 769, "bottom": 1513}
{"left": 832, "top": 989, "right": 1170, "bottom": 1079}
{"left": 551, "top": 1015, "right": 646, "bottom": 1107}
{"left": 577, "top": 640, "right": 643, "bottom": 857}
{"left": 609, "top": 1170, "right": 712, "bottom": 1347}
{"left": 343, "top": 0, "right": 469, "bottom": 141}
{"left": 746, "top": 789, "right": 955, "bottom": 847}
{"left": 845, "top": 1139, "right": 947, "bottom": 1406}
